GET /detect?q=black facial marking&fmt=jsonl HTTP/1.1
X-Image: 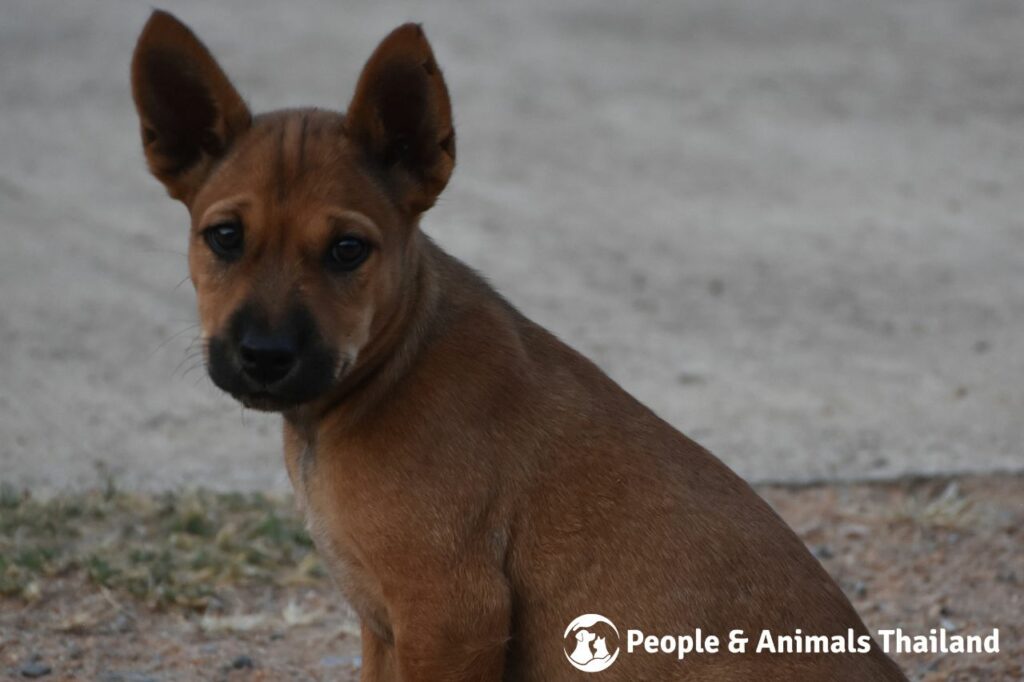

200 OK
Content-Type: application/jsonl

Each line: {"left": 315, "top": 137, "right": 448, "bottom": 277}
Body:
{"left": 207, "top": 301, "right": 338, "bottom": 411}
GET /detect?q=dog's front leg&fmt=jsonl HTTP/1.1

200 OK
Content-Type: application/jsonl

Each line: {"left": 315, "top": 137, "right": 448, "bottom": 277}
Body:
{"left": 389, "top": 563, "right": 511, "bottom": 681}
{"left": 360, "top": 621, "right": 398, "bottom": 682}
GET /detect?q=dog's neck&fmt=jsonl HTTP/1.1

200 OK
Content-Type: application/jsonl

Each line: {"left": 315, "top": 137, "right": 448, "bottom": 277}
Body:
{"left": 283, "top": 230, "right": 446, "bottom": 437}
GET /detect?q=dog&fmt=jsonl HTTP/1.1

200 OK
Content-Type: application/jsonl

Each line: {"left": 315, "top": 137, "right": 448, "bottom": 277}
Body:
{"left": 570, "top": 629, "right": 598, "bottom": 665}
{"left": 131, "top": 11, "right": 907, "bottom": 680}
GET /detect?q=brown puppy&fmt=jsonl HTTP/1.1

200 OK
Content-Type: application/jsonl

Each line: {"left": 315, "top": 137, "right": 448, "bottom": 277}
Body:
{"left": 131, "top": 11, "right": 906, "bottom": 681}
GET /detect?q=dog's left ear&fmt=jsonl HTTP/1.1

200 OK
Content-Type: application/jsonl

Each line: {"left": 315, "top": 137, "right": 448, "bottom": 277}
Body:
{"left": 345, "top": 24, "right": 455, "bottom": 215}
{"left": 131, "top": 10, "right": 251, "bottom": 204}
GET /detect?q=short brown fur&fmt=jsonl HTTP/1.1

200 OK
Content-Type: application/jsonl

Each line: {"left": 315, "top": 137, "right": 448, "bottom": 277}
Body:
{"left": 131, "top": 11, "right": 907, "bottom": 680}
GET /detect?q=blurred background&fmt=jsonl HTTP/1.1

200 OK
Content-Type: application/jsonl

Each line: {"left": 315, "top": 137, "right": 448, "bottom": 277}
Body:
{"left": 2, "top": 0, "right": 1023, "bottom": 492}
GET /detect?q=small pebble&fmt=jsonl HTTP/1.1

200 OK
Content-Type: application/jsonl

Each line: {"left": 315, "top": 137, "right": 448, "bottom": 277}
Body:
{"left": 849, "top": 581, "right": 868, "bottom": 598}
{"left": 20, "top": 661, "right": 52, "bottom": 679}
{"left": 231, "top": 655, "right": 255, "bottom": 670}
{"left": 995, "top": 570, "right": 1019, "bottom": 585}
{"left": 676, "top": 372, "right": 705, "bottom": 386}
{"left": 111, "top": 614, "right": 134, "bottom": 634}
{"left": 812, "top": 544, "right": 834, "bottom": 560}
{"left": 320, "top": 655, "right": 361, "bottom": 668}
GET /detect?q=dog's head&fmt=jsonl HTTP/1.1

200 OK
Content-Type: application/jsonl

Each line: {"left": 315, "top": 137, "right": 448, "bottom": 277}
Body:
{"left": 131, "top": 11, "right": 454, "bottom": 411}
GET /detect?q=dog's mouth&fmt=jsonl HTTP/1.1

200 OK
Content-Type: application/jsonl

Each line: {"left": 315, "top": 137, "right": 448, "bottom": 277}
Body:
{"left": 237, "top": 390, "right": 295, "bottom": 412}
{"left": 231, "top": 383, "right": 326, "bottom": 412}
{"left": 229, "top": 375, "right": 333, "bottom": 412}
{"left": 226, "top": 359, "right": 352, "bottom": 413}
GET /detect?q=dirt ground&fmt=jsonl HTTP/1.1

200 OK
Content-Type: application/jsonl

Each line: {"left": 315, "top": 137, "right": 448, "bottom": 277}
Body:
{"left": 2, "top": 474, "right": 1020, "bottom": 681}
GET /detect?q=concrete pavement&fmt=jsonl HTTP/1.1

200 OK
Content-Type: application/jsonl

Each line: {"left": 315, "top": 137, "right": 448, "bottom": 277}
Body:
{"left": 1, "top": 0, "right": 1022, "bottom": 491}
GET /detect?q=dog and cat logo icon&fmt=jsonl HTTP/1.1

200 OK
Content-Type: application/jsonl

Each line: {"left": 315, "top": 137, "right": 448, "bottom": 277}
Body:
{"left": 564, "top": 614, "right": 621, "bottom": 672}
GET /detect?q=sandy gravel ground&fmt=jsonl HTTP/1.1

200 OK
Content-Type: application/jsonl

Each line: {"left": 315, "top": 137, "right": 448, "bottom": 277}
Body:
{"left": 2, "top": 0, "right": 1023, "bottom": 491}
{"left": 2, "top": 475, "right": 1020, "bottom": 680}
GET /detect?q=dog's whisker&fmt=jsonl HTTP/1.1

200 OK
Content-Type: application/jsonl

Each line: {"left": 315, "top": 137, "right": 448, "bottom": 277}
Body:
{"left": 180, "top": 361, "right": 206, "bottom": 381}
{"left": 149, "top": 323, "right": 200, "bottom": 358}
{"left": 173, "top": 350, "right": 207, "bottom": 378}
{"left": 178, "top": 346, "right": 205, "bottom": 360}
{"left": 181, "top": 336, "right": 209, "bottom": 354}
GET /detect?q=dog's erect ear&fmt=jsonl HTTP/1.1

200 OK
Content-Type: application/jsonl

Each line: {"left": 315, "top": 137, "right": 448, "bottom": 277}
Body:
{"left": 130, "top": 10, "right": 251, "bottom": 203}
{"left": 345, "top": 24, "right": 455, "bottom": 215}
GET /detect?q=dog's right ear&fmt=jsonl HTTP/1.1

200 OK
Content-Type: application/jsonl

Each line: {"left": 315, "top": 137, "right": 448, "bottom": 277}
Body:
{"left": 130, "top": 10, "right": 251, "bottom": 204}
{"left": 345, "top": 24, "right": 455, "bottom": 216}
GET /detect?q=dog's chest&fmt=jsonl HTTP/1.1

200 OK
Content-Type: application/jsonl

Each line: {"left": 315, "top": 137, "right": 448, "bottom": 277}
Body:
{"left": 290, "top": 438, "right": 393, "bottom": 639}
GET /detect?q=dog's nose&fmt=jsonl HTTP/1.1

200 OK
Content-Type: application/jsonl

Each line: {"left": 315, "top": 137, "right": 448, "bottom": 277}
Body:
{"left": 238, "top": 330, "right": 298, "bottom": 385}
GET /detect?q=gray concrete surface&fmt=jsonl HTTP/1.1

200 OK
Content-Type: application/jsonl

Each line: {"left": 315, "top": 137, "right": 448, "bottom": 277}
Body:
{"left": 1, "top": 0, "right": 1022, "bottom": 492}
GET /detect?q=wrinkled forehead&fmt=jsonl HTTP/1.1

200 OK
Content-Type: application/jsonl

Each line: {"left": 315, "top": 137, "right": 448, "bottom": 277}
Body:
{"left": 191, "top": 109, "right": 397, "bottom": 227}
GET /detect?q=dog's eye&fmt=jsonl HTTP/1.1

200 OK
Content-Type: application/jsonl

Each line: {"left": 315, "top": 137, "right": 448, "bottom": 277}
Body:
{"left": 204, "top": 221, "right": 244, "bottom": 261}
{"left": 328, "top": 236, "right": 371, "bottom": 271}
